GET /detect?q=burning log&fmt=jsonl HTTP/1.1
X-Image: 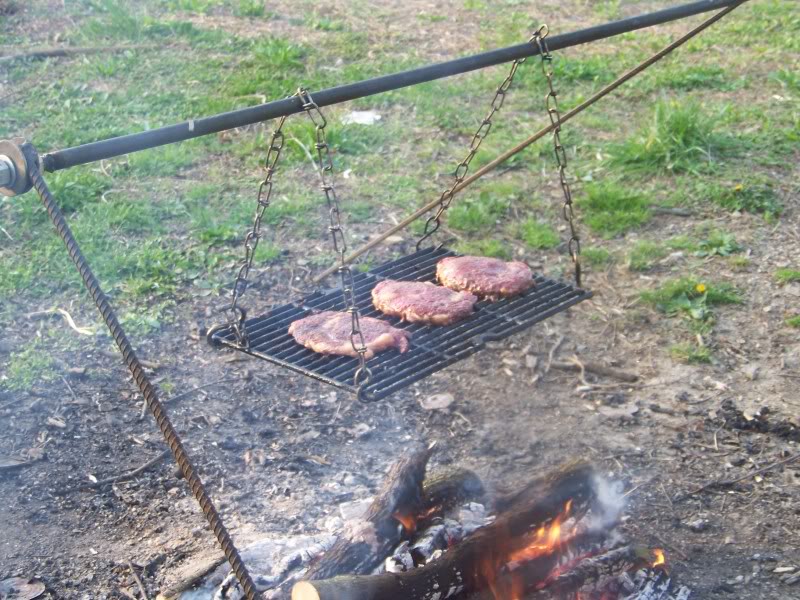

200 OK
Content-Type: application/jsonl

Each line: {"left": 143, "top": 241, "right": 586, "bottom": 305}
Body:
{"left": 292, "top": 461, "right": 597, "bottom": 600}
{"left": 301, "top": 443, "right": 436, "bottom": 581}
{"left": 420, "top": 468, "right": 486, "bottom": 519}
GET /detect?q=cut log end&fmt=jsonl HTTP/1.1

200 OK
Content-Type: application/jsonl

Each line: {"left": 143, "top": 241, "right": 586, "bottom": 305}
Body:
{"left": 292, "top": 581, "right": 321, "bottom": 600}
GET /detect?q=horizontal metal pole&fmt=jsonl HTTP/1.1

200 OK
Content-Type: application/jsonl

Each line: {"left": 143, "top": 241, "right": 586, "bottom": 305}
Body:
{"left": 41, "top": 0, "right": 737, "bottom": 173}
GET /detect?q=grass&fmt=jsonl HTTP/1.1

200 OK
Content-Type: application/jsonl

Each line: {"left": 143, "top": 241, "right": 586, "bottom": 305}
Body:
{"left": 1, "top": 0, "right": 796, "bottom": 370}
{"left": 516, "top": 219, "right": 559, "bottom": 250}
{"left": 578, "top": 183, "right": 650, "bottom": 239}
{"left": 695, "top": 180, "right": 782, "bottom": 219}
{"left": 582, "top": 247, "right": 614, "bottom": 267}
{"left": 775, "top": 269, "right": 800, "bottom": 284}
{"left": 447, "top": 191, "right": 510, "bottom": 232}
{"left": 694, "top": 231, "right": 742, "bottom": 257}
{"left": 1, "top": 341, "right": 57, "bottom": 391}
{"left": 628, "top": 241, "right": 667, "bottom": 272}
{"left": 787, "top": 316, "right": 800, "bottom": 328}
{"left": 641, "top": 278, "right": 741, "bottom": 321}
{"left": 609, "top": 100, "right": 739, "bottom": 174}
{"left": 453, "top": 239, "right": 511, "bottom": 260}
{"left": 670, "top": 343, "right": 712, "bottom": 364}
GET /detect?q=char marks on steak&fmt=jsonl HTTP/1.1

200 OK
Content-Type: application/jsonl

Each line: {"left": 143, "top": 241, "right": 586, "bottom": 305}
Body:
{"left": 372, "top": 280, "right": 478, "bottom": 325}
{"left": 436, "top": 256, "right": 534, "bottom": 300}
{"left": 288, "top": 311, "right": 410, "bottom": 359}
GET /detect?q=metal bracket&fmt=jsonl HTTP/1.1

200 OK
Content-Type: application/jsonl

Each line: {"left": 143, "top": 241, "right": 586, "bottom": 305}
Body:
{"left": 0, "top": 138, "right": 36, "bottom": 197}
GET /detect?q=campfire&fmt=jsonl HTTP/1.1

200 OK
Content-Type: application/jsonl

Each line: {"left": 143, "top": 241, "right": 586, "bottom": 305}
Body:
{"left": 200, "top": 444, "right": 688, "bottom": 600}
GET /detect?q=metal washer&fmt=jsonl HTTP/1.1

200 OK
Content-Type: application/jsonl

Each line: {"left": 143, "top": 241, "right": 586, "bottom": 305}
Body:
{"left": 0, "top": 138, "right": 34, "bottom": 197}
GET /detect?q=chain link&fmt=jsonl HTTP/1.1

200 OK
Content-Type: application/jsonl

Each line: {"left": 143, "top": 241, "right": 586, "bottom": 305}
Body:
{"left": 415, "top": 39, "right": 532, "bottom": 250}
{"left": 227, "top": 115, "right": 290, "bottom": 345}
{"left": 297, "top": 88, "right": 372, "bottom": 395}
{"left": 533, "top": 27, "right": 582, "bottom": 287}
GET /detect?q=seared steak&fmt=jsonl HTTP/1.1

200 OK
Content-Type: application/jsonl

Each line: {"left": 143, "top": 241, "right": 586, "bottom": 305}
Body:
{"left": 436, "top": 256, "right": 533, "bottom": 300}
{"left": 372, "top": 280, "right": 478, "bottom": 325}
{"left": 288, "top": 310, "right": 410, "bottom": 359}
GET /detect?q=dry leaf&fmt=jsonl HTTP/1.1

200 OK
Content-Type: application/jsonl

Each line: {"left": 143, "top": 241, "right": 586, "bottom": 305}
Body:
{"left": 419, "top": 393, "right": 455, "bottom": 411}
{"left": 0, "top": 456, "right": 28, "bottom": 471}
{"left": 46, "top": 416, "right": 66, "bottom": 429}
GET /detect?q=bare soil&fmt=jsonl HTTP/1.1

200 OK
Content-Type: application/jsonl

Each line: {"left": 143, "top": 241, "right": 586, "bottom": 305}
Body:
{"left": 1, "top": 1, "right": 799, "bottom": 599}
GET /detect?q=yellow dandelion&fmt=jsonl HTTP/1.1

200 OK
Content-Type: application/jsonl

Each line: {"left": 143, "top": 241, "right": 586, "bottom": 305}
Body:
{"left": 733, "top": 183, "right": 744, "bottom": 193}
{"left": 695, "top": 283, "right": 707, "bottom": 294}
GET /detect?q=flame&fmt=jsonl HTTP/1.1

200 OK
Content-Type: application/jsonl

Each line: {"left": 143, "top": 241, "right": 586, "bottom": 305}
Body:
{"left": 393, "top": 511, "right": 416, "bottom": 534}
{"left": 507, "top": 499, "right": 574, "bottom": 564}
{"left": 652, "top": 548, "right": 666, "bottom": 568}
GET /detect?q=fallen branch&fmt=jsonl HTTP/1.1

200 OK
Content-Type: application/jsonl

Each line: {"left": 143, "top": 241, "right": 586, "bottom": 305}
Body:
{"left": 649, "top": 206, "right": 693, "bottom": 217}
{"left": 54, "top": 449, "right": 169, "bottom": 495}
{"left": 0, "top": 44, "right": 158, "bottom": 64}
{"left": 550, "top": 357, "right": 639, "bottom": 383}
{"left": 156, "top": 553, "right": 226, "bottom": 600}
{"left": 685, "top": 452, "right": 800, "bottom": 497}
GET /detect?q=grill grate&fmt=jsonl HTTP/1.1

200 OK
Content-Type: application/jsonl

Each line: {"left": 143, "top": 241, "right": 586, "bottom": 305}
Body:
{"left": 209, "top": 247, "right": 592, "bottom": 401}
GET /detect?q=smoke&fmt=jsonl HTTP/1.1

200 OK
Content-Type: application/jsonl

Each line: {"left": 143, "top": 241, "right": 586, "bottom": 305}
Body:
{"left": 587, "top": 473, "right": 626, "bottom": 532}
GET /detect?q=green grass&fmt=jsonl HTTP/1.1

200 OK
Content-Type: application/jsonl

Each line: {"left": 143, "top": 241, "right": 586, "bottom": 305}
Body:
{"left": 582, "top": 247, "right": 614, "bottom": 267}
{"left": 694, "top": 231, "right": 742, "bottom": 257}
{"left": 695, "top": 180, "right": 782, "bottom": 218}
{"left": 1, "top": 341, "right": 57, "bottom": 391}
{"left": 516, "top": 219, "right": 558, "bottom": 250}
{"left": 578, "top": 183, "right": 650, "bottom": 239}
{"left": 453, "top": 239, "right": 511, "bottom": 260}
{"left": 787, "top": 315, "right": 800, "bottom": 328}
{"left": 775, "top": 269, "right": 800, "bottom": 284}
{"left": 609, "top": 100, "right": 739, "bottom": 174}
{"left": 447, "top": 191, "right": 509, "bottom": 232}
{"left": 670, "top": 343, "right": 712, "bottom": 364}
{"left": 628, "top": 241, "right": 667, "bottom": 272}
{"left": 641, "top": 278, "right": 741, "bottom": 321}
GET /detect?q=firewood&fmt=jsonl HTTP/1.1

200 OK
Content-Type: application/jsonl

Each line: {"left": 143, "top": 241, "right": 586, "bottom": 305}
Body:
{"left": 420, "top": 468, "right": 486, "bottom": 518}
{"left": 301, "top": 443, "right": 436, "bottom": 582}
{"left": 292, "top": 462, "right": 596, "bottom": 600}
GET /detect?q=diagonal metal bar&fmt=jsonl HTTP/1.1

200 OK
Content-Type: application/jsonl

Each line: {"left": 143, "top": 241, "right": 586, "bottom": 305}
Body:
{"left": 40, "top": 0, "right": 739, "bottom": 173}
{"left": 22, "top": 144, "right": 258, "bottom": 600}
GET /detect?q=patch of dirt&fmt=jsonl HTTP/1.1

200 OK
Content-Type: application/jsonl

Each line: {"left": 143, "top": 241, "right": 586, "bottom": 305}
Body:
{"left": 1, "top": 2, "right": 799, "bottom": 600}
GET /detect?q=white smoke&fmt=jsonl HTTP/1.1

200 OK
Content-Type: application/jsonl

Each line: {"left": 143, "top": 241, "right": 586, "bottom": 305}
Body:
{"left": 587, "top": 473, "right": 626, "bottom": 532}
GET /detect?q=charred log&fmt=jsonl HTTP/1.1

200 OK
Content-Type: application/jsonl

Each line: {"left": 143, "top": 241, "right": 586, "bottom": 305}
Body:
{"left": 292, "top": 462, "right": 597, "bottom": 600}
{"left": 420, "top": 468, "right": 486, "bottom": 520}
{"left": 301, "top": 443, "right": 435, "bottom": 582}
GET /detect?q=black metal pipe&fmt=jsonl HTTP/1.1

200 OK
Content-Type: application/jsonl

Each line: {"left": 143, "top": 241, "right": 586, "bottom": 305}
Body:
{"left": 41, "top": 0, "right": 737, "bottom": 173}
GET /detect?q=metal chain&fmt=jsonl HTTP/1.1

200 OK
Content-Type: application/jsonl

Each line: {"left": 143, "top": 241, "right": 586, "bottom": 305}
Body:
{"left": 227, "top": 115, "right": 289, "bottom": 345}
{"left": 533, "top": 27, "right": 583, "bottom": 288}
{"left": 296, "top": 88, "right": 373, "bottom": 396}
{"left": 415, "top": 38, "right": 533, "bottom": 250}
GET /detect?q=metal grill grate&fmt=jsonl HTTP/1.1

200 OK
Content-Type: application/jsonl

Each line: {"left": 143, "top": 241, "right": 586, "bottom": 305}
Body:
{"left": 209, "top": 247, "right": 592, "bottom": 401}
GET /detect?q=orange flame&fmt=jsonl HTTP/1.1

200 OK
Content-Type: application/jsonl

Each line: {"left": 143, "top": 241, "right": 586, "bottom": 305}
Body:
{"left": 507, "top": 499, "right": 574, "bottom": 565}
{"left": 652, "top": 548, "right": 666, "bottom": 568}
{"left": 393, "top": 511, "right": 416, "bottom": 534}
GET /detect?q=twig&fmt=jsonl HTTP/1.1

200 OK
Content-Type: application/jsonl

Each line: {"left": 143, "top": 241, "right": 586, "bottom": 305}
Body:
{"left": 685, "top": 453, "right": 800, "bottom": 497}
{"left": 550, "top": 358, "right": 639, "bottom": 382}
{"left": 543, "top": 335, "right": 565, "bottom": 376}
{"left": 127, "top": 561, "right": 149, "bottom": 600}
{"left": 138, "top": 376, "right": 238, "bottom": 419}
{"left": 0, "top": 224, "right": 13, "bottom": 241}
{"left": 54, "top": 449, "right": 169, "bottom": 495}
{"left": 0, "top": 44, "right": 159, "bottom": 64}
{"left": 60, "top": 375, "right": 78, "bottom": 402}
{"left": 27, "top": 308, "right": 94, "bottom": 335}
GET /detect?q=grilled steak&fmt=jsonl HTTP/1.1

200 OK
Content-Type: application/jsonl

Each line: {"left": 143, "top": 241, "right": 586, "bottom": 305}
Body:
{"left": 436, "top": 256, "right": 534, "bottom": 300}
{"left": 372, "top": 280, "right": 478, "bottom": 325}
{"left": 288, "top": 310, "right": 410, "bottom": 359}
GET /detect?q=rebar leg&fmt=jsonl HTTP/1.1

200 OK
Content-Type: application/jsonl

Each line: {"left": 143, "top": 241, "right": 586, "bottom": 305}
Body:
{"left": 21, "top": 144, "right": 258, "bottom": 600}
